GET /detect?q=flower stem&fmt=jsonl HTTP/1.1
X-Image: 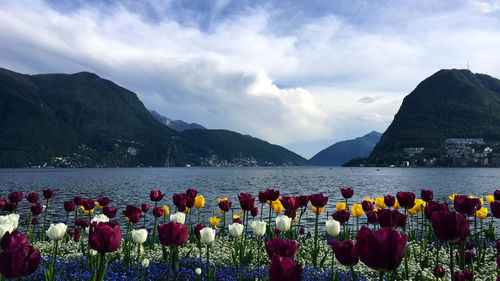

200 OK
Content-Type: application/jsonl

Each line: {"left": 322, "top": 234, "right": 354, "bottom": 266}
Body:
{"left": 97, "top": 252, "right": 106, "bottom": 281}
{"left": 313, "top": 211, "right": 319, "bottom": 267}
{"left": 167, "top": 246, "right": 174, "bottom": 281}
{"left": 41, "top": 198, "right": 49, "bottom": 241}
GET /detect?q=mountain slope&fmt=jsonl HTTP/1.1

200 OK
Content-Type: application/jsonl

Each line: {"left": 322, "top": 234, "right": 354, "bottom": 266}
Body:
{"left": 309, "top": 131, "right": 381, "bottom": 166}
{"left": 149, "top": 110, "right": 205, "bottom": 132}
{"left": 368, "top": 69, "right": 500, "bottom": 165}
{"left": 0, "top": 68, "right": 306, "bottom": 167}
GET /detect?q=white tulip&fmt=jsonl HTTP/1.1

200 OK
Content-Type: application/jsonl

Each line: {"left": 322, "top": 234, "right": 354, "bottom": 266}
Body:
{"left": 0, "top": 224, "right": 14, "bottom": 239}
{"left": 0, "top": 214, "right": 19, "bottom": 229}
{"left": 199, "top": 227, "right": 216, "bottom": 246}
{"left": 141, "top": 258, "right": 150, "bottom": 268}
{"left": 132, "top": 229, "right": 148, "bottom": 244}
{"left": 276, "top": 215, "right": 292, "bottom": 232}
{"left": 170, "top": 212, "right": 186, "bottom": 224}
{"left": 90, "top": 249, "right": 98, "bottom": 256}
{"left": 46, "top": 223, "right": 67, "bottom": 241}
{"left": 326, "top": 219, "right": 340, "bottom": 237}
{"left": 228, "top": 223, "right": 243, "bottom": 238}
{"left": 91, "top": 214, "right": 109, "bottom": 223}
{"left": 195, "top": 268, "right": 202, "bottom": 275}
{"left": 251, "top": 221, "right": 267, "bottom": 237}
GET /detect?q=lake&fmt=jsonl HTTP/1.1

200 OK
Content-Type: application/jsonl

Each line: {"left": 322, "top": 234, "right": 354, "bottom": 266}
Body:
{"left": 1, "top": 167, "right": 498, "bottom": 228}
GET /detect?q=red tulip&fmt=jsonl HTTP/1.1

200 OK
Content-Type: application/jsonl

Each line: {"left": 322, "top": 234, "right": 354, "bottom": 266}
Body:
{"left": 30, "top": 203, "right": 43, "bottom": 216}
{"left": 8, "top": 192, "right": 23, "bottom": 203}
{"left": 186, "top": 189, "right": 197, "bottom": 198}
{"left": 265, "top": 238, "right": 299, "bottom": 260}
{"left": 103, "top": 206, "right": 117, "bottom": 219}
{"left": 153, "top": 206, "right": 164, "bottom": 217}
{"left": 64, "top": 201, "right": 76, "bottom": 212}
{"left": 424, "top": 201, "right": 449, "bottom": 220}
{"left": 396, "top": 192, "right": 415, "bottom": 209}
{"left": 492, "top": 201, "right": 500, "bottom": 218}
{"left": 355, "top": 226, "right": 407, "bottom": 272}
{"left": 332, "top": 210, "right": 350, "bottom": 224}
{"left": 330, "top": 239, "right": 359, "bottom": 266}
{"left": 157, "top": 222, "right": 188, "bottom": 247}
{"left": 238, "top": 193, "right": 255, "bottom": 211}
{"left": 0, "top": 244, "right": 40, "bottom": 279}
{"left": 89, "top": 222, "right": 122, "bottom": 253}
{"left": 431, "top": 210, "right": 469, "bottom": 243}
{"left": 150, "top": 190, "right": 164, "bottom": 202}
{"left": 97, "top": 197, "right": 110, "bottom": 207}
{"left": 362, "top": 200, "right": 374, "bottom": 212}
{"left": 384, "top": 195, "right": 395, "bottom": 207}
{"left": 340, "top": 187, "right": 354, "bottom": 199}
{"left": 42, "top": 189, "right": 53, "bottom": 199}
{"left": 172, "top": 193, "right": 187, "bottom": 212}
{"left": 265, "top": 189, "right": 280, "bottom": 202}
{"left": 141, "top": 203, "right": 150, "bottom": 213}
{"left": 73, "top": 196, "right": 84, "bottom": 205}
{"left": 83, "top": 199, "right": 95, "bottom": 210}
{"left": 308, "top": 193, "right": 328, "bottom": 208}
{"left": 454, "top": 195, "right": 480, "bottom": 216}
{"left": 269, "top": 255, "right": 302, "bottom": 281}
{"left": 218, "top": 200, "right": 232, "bottom": 213}
{"left": 26, "top": 193, "right": 39, "bottom": 203}
{"left": 421, "top": 189, "right": 434, "bottom": 202}
{"left": 122, "top": 205, "right": 142, "bottom": 224}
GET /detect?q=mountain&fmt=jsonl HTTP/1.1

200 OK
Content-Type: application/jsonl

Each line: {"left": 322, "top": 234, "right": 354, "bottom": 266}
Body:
{"left": 0, "top": 68, "right": 307, "bottom": 167}
{"left": 309, "top": 131, "right": 381, "bottom": 166}
{"left": 368, "top": 69, "right": 500, "bottom": 165}
{"left": 149, "top": 110, "right": 205, "bottom": 132}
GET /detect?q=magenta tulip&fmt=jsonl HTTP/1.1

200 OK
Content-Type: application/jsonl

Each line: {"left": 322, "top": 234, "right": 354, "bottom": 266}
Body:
{"left": 141, "top": 203, "right": 150, "bottom": 213}
{"left": 157, "top": 222, "right": 189, "bottom": 247}
{"left": 265, "top": 189, "right": 280, "bottom": 202}
{"left": 219, "top": 200, "right": 232, "bottom": 213}
{"left": 0, "top": 243, "right": 40, "bottom": 279}
{"left": 377, "top": 209, "right": 399, "bottom": 228}
{"left": 186, "top": 188, "right": 197, "bottom": 198}
{"left": 491, "top": 201, "right": 500, "bottom": 218}
{"left": 265, "top": 238, "right": 299, "bottom": 260}
{"left": 122, "top": 205, "right": 142, "bottom": 224}
{"left": 64, "top": 201, "right": 76, "bottom": 212}
{"left": 194, "top": 223, "right": 205, "bottom": 238}
{"left": 269, "top": 256, "right": 302, "bottom": 281}
{"left": 42, "top": 189, "right": 53, "bottom": 199}
{"left": 366, "top": 211, "right": 378, "bottom": 225}
{"left": 83, "top": 199, "right": 95, "bottom": 210}
{"left": 495, "top": 190, "right": 500, "bottom": 201}
{"left": 396, "top": 192, "right": 415, "bottom": 209}
{"left": 238, "top": 193, "right": 255, "bottom": 211}
{"left": 251, "top": 206, "right": 259, "bottom": 217}
{"left": 332, "top": 210, "right": 350, "bottom": 224}
{"left": 433, "top": 266, "right": 445, "bottom": 278}
{"left": 384, "top": 195, "right": 395, "bottom": 207}
{"left": 462, "top": 270, "right": 473, "bottom": 280}
{"left": 397, "top": 212, "right": 407, "bottom": 228}
{"left": 172, "top": 193, "right": 188, "bottom": 212}
{"left": 258, "top": 192, "right": 267, "bottom": 203}
{"left": 153, "top": 206, "right": 164, "bottom": 217}
{"left": 103, "top": 206, "right": 117, "bottom": 219}
{"left": 308, "top": 193, "right": 328, "bottom": 208}
{"left": 30, "top": 203, "right": 43, "bottom": 216}
{"left": 150, "top": 190, "right": 164, "bottom": 202}
{"left": 421, "top": 189, "right": 434, "bottom": 202}
{"left": 355, "top": 226, "right": 407, "bottom": 272}
{"left": 454, "top": 271, "right": 464, "bottom": 281}
{"left": 8, "top": 192, "right": 23, "bottom": 203}
{"left": 340, "top": 187, "right": 354, "bottom": 199}
{"left": 1, "top": 231, "right": 30, "bottom": 250}
{"left": 75, "top": 219, "right": 90, "bottom": 229}
{"left": 89, "top": 222, "right": 122, "bottom": 253}
{"left": 97, "top": 197, "right": 110, "bottom": 207}
{"left": 424, "top": 201, "right": 449, "bottom": 220}
{"left": 330, "top": 239, "right": 359, "bottom": 266}
{"left": 362, "top": 200, "right": 374, "bottom": 212}
{"left": 26, "top": 193, "right": 39, "bottom": 203}
{"left": 73, "top": 196, "right": 84, "bottom": 205}
{"left": 297, "top": 195, "right": 309, "bottom": 208}
{"left": 431, "top": 211, "right": 469, "bottom": 243}
{"left": 454, "top": 195, "right": 480, "bottom": 216}
{"left": 281, "top": 196, "right": 300, "bottom": 211}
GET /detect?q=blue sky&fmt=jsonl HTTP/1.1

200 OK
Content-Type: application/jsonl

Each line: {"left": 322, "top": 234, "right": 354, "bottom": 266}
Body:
{"left": 1, "top": 0, "right": 500, "bottom": 158}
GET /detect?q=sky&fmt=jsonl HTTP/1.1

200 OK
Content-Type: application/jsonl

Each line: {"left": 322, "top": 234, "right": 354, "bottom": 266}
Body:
{"left": 1, "top": 0, "right": 500, "bottom": 158}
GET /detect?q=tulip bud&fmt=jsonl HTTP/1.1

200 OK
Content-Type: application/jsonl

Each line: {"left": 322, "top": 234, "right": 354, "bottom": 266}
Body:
{"left": 42, "top": 189, "right": 53, "bottom": 199}
{"left": 142, "top": 258, "right": 150, "bottom": 268}
{"left": 195, "top": 268, "right": 202, "bottom": 275}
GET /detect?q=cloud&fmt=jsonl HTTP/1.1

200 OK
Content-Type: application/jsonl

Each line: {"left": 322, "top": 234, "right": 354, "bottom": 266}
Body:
{"left": 1, "top": 0, "right": 500, "bottom": 158}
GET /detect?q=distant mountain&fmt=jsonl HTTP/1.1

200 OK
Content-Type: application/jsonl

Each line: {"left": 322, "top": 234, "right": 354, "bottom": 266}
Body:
{"left": 149, "top": 110, "right": 205, "bottom": 132}
{"left": 309, "top": 131, "right": 381, "bottom": 166}
{"left": 0, "top": 67, "right": 307, "bottom": 167}
{"left": 368, "top": 69, "right": 500, "bottom": 166}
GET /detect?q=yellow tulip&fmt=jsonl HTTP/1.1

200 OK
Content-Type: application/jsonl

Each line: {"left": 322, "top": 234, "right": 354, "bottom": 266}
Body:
{"left": 487, "top": 195, "right": 495, "bottom": 204}
{"left": 162, "top": 205, "right": 169, "bottom": 216}
{"left": 351, "top": 204, "right": 364, "bottom": 218}
{"left": 363, "top": 197, "right": 374, "bottom": 202}
{"left": 408, "top": 207, "right": 418, "bottom": 216}
{"left": 336, "top": 203, "right": 346, "bottom": 211}
{"left": 375, "top": 197, "right": 386, "bottom": 209}
{"left": 210, "top": 216, "right": 220, "bottom": 229}
{"left": 476, "top": 207, "right": 488, "bottom": 219}
{"left": 184, "top": 207, "right": 191, "bottom": 214}
{"left": 271, "top": 199, "right": 283, "bottom": 214}
{"left": 234, "top": 211, "right": 245, "bottom": 219}
{"left": 194, "top": 195, "right": 205, "bottom": 209}
{"left": 81, "top": 205, "right": 94, "bottom": 215}
{"left": 393, "top": 200, "right": 400, "bottom": 210}
{"left": 292, "top": 213, "right": 298, "bottom": 222}
{"left": 449, "top": 194, "right": 457, "bottom": 203}
{"left": 312, "top": 205, "right": 325, "bottom": 215}
{"left": 95, "top": 202, "right": 103, "bottom": 210}
{"left": 414, "top": 199, "right": 426, "bottom": 212}
{"left": 218, "top": 197, "right": 228, "bottom": 203}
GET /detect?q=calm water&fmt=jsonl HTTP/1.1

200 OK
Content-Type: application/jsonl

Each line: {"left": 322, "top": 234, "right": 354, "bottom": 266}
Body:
{"left": 1, "top": 167, "right": 498, "bottom": 228}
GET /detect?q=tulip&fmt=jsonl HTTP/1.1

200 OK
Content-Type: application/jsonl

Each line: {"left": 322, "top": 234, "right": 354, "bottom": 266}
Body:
{"left": 238, "top": 193, "right": 255, "bottom": 211}
{"left": 309, "top": 193, "right": 328, "bottom": 208}
{"left": 194, "top": 195, "right": 205, "bottom": 209}
{"left": 340, "top": 187, "right": 354, "bottom": 199}
{"left": 218, "top": 198, "right": 232, "bottom": 213}
{"left": 46, "top": 223, "right": 67, "bottom": 241}
{"left": 75, "top": 218, "right": 89, "bottom": 229}
{"left": 269, "top": 255, "right": 302, "bottom": 281}
{"left": 299, "top": 228, "right": 305, "bottom": 235}
{"left": 487, "top": 195, "right": 495, "bottom": 204}
{"left": 153, "top": 206, "right": 164, "bottom": 217}
{"left": 332, "top": 209, "right": 350, "bottom": 225}
{"left": 89, "top": 221, "right": 122, "bottom": 253}
{"left": 362, "top": 200, "right": 374, "bottom": 212}
{"left": 284, "top": 209, "right": 297, "bottom": 220}
{"left": 163, "top": 205, "right": 170, "bottom": 216}
{"left": 150, "top": 190, "right": 164, "bottom": 202}
{"left": 326, "top": 219, "right": 340, "bottom": 237}
{"left": 103, "top": 206, "right": 117, "bottom": 219}
{"left": 454, "top": 195, "right": 480, "bottom": 216}
{"left": 186, "top": 188, "right": 198, "bottom": 198}
{"left": 251, "top": 206, "right": 259, "bottom": 217}
{"left": 355, "top": 226, "right": 407, "bottom": 273}
{"left": 194, "top": 223, "right": 206, "bottom": 238}
{"left": 476, "top": 207, "right": 488, "bottom": 219}
{"left": 142, "top": 258, "right": 150, "bottom": 268}
{"left": 297, "top": 195, "right": 309, "bottom": 208}
{"left": 8, "top": 192, "right": 23, "bottom": 203}
{"left": 0, "top": 224, "right": 14, "bottom": 240}
{"left": 454, "top": 271, "right": 464, "bottom": 281}
{"left": 397, "top": 212, "right": 407, "bottom": 228}
{"left": 228, "top": 223, "right": 243, "bottom": 238}
{"left": 123, "top": 205, "right": 142, "bottom": 224}
{"left": 97, "top": 197, "right": 110, "bottom": 207}
{"left": 200, "top": 227, "right": 216, "bottom": 246}
{"left": 366, "top": 211, "right": 379, "bottom": 225}
{"left": 0, "top": 214, "right": 19, "bottom": 229}
{"left": 276, "top": 215, "right": 292, "bottom": 232}
{"left": 0, "top": 198, "right": 6, "bottom": 211}
{"left": 3, "top": 202, "right": 17, "bottom": 213}
{"left": 375, "top": 197, "right": 386, "bottom": 209}
{"left": 157, "top": 222, "right": 188, "bottom": 247}
{"left": 421, "top": 189, "right": 434, "bottom": 202}
{"left": 281, "top": 196, "right": 300, "bottom": 211}
{"left": 424, "top": 201, "right": 449, "bottom": 220}
{"left": 81, "top": 205, "right": 94, "bottom": 215}
{"left": 271, "top": 199, "right": 283, "bottom": 214}
{"left": 1, "top": 230, "right": 29, "bottom": 249}
{"left": 64, "top": 201, "right": 75, "bottom": 213}
{"left": 132, "top": 229, "right": 148, "bottom": 244}
{"left": 251, "top": 221, "right": 267, "bottom": 237}
{"left": 30, "top": 203, "right": 43, "bottom": 216}
{"left": 336, "top": 202, "right": 346, "bottom": 211}
{"left": 83, "top": 199, "right": 95, "bottom": 211}
{"left": 351, "top": 204, "right": 364, "bottom": 218}
{"left": 0, "top": 240, "right": 40, "bottom": 279}
{"left": 274, "top": 228, "right": 281, "bottom": 235}
{"left": 186, "top": 197, "right": 195, "bottom": 209}
{"left": 42, "top": 189, "right": 53, "bottom": 199}
{"left": 209, "top": 216, "right": 220, "bottom": 229}
{"left": 265, "top": 238, "right": 299, "bottom": 259}
{"left": 377, "top": 209, "right": 399, "bottom": 228}
{"left": 396, "top": 192, "right": 416, "bottom": 209}
{"left": 170, "top": 212, "right": 186, "bottom": 224}
{"left": 26, "top": 192, "right": 39, "bottom": 203}
{"left": 384, "top": 195, "right": 395, "bottom": 208}
{"left": 265, "top": 189, "right": 280, "bottom": 202}
{"left": 433, "top": 266, "right": 445, "bottom": 278}
{"left": 172, "top": 193, "right": 188, "bottom": 212}
{"left": 330, "top": 239, "right": 359, "bottom": 266}
{"left": 258, "top": 191, "right": 268, "bottom": 203}
{"left": 462, "top": 270, "right": 473, "bottom": 280}
{"left": 491, "top": 201, "right": 500, "bottom": 218}
{"left": 141, "top": 203, "right": 150, "bottom": 213}
{"left": 431, "top": 211, "right": 469, "bottom": 243}
{"left": 233, "top": 218, "right": 242, "bottom": 224}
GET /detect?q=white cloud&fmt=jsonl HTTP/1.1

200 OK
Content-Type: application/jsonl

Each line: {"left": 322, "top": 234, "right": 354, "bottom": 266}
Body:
{"left": 1, "top": 0, "right": 500, "bottom": 158}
